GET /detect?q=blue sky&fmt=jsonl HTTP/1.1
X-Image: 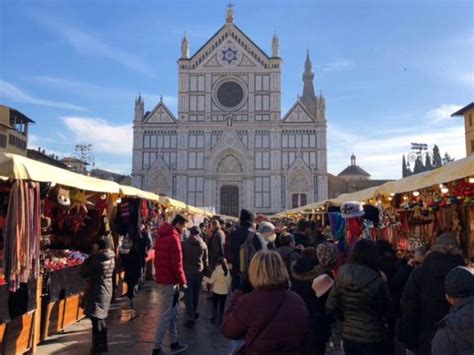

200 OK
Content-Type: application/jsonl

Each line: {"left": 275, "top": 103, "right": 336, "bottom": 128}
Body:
{"left": 0, "top": 0, "right": 472, "bottom": 178}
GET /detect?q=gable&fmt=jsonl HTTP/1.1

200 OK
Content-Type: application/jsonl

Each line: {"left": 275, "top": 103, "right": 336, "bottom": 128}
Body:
{"left": 282, "top": 102, "right": 315, "bottom": 123}
{"left": 144, "top": 103, "right": 176, "bottom": 124}
{"left": 188, "top": 23, "right": 272, "bottom": 70}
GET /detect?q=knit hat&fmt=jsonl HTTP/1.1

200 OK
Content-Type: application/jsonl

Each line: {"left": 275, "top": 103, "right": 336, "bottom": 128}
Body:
{"left": 240, "top": 209, "right": 255, "bottom": 223}
{"left": 430, "top": 233, "right": 462, "bottom": 256}
{"left": 317, "top": 242, "right": 339, "bottom": 267}
{"left": 341, "top": 201, "right": 364, "bottom": 219}
{"left": 189, "top": 226, "right": 201, "bottom": 236}
{"left": 445, "top": 266, "right": 474, "bottom": 298}
{"left": 258, "top": 222, "right": 276, "bottom": 242}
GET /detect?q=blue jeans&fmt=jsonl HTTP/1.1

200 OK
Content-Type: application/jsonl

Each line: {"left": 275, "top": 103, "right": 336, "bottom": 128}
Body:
{"left": 343, "top": 340, "right": 384, "bottom": 355}
{"left": 183, "top": 275, "right": 202, "bottom": 320}
{"left": 154, "top": 284, "right": 179, "bottom": 349}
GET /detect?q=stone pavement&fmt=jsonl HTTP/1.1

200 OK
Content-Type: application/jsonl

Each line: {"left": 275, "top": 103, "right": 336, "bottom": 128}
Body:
{"left": 36, "top": 281, "right": 343, "bottom": 355}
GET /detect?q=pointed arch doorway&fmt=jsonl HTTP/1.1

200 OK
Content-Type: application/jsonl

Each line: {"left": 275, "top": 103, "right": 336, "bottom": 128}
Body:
{"left": 220, "top": 185, "right": 239, "bottom": 217}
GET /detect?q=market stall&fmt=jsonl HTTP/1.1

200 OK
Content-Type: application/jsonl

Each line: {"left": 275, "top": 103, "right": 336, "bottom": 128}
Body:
{"left": 272, "top": 155, "right": 474, "bottom": 260}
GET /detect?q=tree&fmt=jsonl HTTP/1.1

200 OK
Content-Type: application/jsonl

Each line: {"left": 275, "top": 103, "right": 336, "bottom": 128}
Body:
{"left": 433, "top": 145, "right": 443, "bottom": 168}
{"left": 402, "top": 155, "right": 411, "bottom": 177}
{"left": 425, "top": 154, "right": 433, "bottom": 170}
{"left": 443, "top": 153, "right": 455, "bottom": 164}
{"left": 414, "top": 157, "right": 425, "bottom": 174}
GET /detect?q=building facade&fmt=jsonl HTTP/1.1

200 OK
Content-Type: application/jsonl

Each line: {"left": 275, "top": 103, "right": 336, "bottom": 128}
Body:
{"left": 0, "top": 105, "right": 34, "bottom": 156}
{"left": 451, "top": 102, "right": 474, "bottom": 156}
{"left": 132, "top": 7, "right": 328, "bottom": 215}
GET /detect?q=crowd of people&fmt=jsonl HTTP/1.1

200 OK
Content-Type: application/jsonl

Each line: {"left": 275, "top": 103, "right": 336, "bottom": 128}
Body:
{"left": 80, "top": 208, "right": 474, "bottom": 355}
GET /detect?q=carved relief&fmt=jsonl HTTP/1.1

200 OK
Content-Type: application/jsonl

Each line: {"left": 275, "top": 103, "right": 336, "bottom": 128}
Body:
{"left": 217, "top": 155, "right": 243, "bottom": 174}
{"left": 288, "top": 166, "right": 311, "bottom": 192}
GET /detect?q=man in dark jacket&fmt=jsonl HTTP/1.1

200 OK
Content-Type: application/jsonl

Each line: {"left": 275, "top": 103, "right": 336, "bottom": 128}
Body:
{"left": 432, "top": 266, "right": 474, "bottom": 355}
{"left": 80, "top": 237, "right": 115, "bottom": 355}
{"left": 400, "top": 233, "right": 465, "bottom": 355}
{"left": 229, "top": 209, "right": 266, "bottom": 290}
{"left": 293, "top": 219, "right": 312, "bottom": 248}
{"left": 182, "top": 226, "right": 208, "bottom": 327}
{"left": 276, "top": 232, "right": 301, "bottom": 273}
{"left": 152, "top": 215, "right": 188, "bottom": 355}
{"left": 207, "top": 219, "right": 225, "bottom": 272}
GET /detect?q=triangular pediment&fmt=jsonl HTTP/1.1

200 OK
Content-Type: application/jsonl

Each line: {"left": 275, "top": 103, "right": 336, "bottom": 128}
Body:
{"left": 144, "top": 102, "right": 177, "bottom": 124}
{"left": 187, "top": 23, "right": 273, "bottom": 70}
{"left": 145, "top": 156, "right": 172, "bottom": 194}
{"left": 282, "top": 101, "right": 315, "bottom": 123}
{"left": 211, "top": 131, "right": 248, "bottom": 154}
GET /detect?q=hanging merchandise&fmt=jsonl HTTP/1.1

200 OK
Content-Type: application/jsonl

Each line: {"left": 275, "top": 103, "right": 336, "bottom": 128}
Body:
{"left": 69, "top": 190, "right": 94, "bottom": 214}
{"left": 3, "top": 181, "right": 41, "bottom": 291}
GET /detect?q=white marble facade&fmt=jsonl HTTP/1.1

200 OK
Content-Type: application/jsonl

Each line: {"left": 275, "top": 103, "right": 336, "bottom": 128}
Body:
{"left": 132, "top": 7, "right": 328, "bottom": 215}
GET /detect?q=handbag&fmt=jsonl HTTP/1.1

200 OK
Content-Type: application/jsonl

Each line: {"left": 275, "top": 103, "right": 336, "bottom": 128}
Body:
{"left": 236, "top": 290, "right": 289, "bottom": 354}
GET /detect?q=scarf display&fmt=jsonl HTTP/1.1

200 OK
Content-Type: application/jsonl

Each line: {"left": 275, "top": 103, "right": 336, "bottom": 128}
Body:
{"left": 3, "top": 181, "right": 41, "bottom": 291}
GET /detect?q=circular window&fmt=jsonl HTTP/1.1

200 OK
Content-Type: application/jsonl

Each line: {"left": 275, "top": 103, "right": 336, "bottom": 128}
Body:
{"left": 216, "top": 81, "right": 244, "bottom": 108}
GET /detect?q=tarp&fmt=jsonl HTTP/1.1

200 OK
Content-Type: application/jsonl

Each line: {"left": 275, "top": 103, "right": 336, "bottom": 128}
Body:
{"left": 271, "top": 154, "right": 474, "bottom": 218}
{"left": 119, "top": 185, "right": 160, "bottom": 202}
{"left": 0, "top": 152, "right": 120, "bottom": 193}
{"left": 377, "top": 154, "right": 474, "bottom": 195}
{"left": 158, "top": 195, "right": 213, "bottom": 217}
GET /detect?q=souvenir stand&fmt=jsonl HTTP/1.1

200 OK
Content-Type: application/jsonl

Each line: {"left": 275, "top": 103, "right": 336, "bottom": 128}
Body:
{"left": 0, "top": 154, "right": 124, "bottom": 353}
{"left": 272, "top": 155, "right": 474, "bottom": 261}
{"left": 114, "top": 185, "right": 160, "bottom": 297}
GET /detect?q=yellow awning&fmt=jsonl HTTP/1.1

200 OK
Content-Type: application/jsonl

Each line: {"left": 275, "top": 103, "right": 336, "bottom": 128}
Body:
{"left": 0, "top": 152, "right": 120, "bottom": 193}
{"left": 337, "top": 186, "right": 380, "bottom": 203}
{"left": 377, "top": 154, "right": 474, "bottom": 195}
{"left": 119, "top": 185, "right": 160, "bottom": 202}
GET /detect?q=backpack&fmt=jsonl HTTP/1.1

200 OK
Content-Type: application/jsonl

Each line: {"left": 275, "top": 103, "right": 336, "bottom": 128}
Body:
{"left": 239, "top": 231, "right": 267, "bottom": 273}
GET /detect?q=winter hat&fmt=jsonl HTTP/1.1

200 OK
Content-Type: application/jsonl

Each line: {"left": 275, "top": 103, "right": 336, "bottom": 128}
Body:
{"left": 340, "top": 201, "right": 365, "bottom": 219}
{"left": 258, "top": 222, "right": 276, "bottom": 242}
{"left": 240, "top": 209, "right": 255, "bottom": 223}
{"left": 317, "top": 242, "right": 339, "bottom": 267}
{"left": 190, "top": 226, "right": 201, "bottom": 236}
{"left": 430, "top": 233, "right": 462, "bottom": 256}
{"left": 445, "top": 266, "right": 474, "bottom": 298}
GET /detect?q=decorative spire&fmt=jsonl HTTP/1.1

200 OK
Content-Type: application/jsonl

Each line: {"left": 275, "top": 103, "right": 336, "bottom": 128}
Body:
{"left": 160, "top": 95, "right": 163, "bottom": 103}
{"left": 304, "top": 49, "right": 312, "bottom": 74}
{"left": 226, "top": 2, "right": 234, "bottom": 23}
{"left": 134, "top": 92, "right": 144, "bottom": 122}
{"left": 351, "top": 153, "right": 356, "bottom": 166}
{"left": 181, "top": 32, "right": 189, "bottom": 59}
{"left": 272, "top": 32, "right": 279, "bottom": 57}
{"left": 301, "top": 50, "right": 316, "bottom": 115}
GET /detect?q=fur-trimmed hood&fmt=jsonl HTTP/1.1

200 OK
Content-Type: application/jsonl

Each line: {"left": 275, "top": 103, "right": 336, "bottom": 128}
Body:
{"left": 291, "top": 257, "right": 327, "bottom": 282}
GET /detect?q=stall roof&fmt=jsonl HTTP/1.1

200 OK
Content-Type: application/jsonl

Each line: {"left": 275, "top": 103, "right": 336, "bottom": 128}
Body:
{"left": 377, "top": 154, "right": 474, "bottom": 195}
{"left": 0, "top": 152, "right": 120, "bottom": 193}
{"left": 272, "top": 154, "right": 474, "bottom": 217}
{"left": 159, "top": 195, "right": 213, "bottom": 217}
{"left": 119, "top": 185, "right": 160, "bottom": 202}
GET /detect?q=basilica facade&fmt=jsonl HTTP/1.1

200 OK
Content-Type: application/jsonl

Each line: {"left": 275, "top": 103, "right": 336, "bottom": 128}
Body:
{"left": 131, "top": 7, "right": 328, "bottom": 216}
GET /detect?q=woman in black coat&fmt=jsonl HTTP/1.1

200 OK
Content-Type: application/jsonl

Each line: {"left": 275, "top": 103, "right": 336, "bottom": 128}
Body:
{"left": 326, "top": 239, "right": 391, "bottom": 355}
{"left": 81, "top": 237, "right": 115, "bottom": 355}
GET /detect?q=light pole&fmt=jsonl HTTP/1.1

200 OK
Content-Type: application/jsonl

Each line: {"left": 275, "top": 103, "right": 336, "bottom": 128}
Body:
{"left": 406, "top": 142, "right": 433, "bottom": 173}
{"left": 71, "top": 144, "right": 95, "bottom": 173}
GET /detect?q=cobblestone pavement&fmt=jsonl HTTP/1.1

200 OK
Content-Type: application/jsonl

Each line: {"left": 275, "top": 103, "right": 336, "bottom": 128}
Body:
{"left": 37, "top": 281, "right": 343, "bottom": 355}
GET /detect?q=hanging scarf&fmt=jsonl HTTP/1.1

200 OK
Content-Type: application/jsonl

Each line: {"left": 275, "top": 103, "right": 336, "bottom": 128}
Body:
{"left": 3, "top": 181, "right": 41, "bottom": 291}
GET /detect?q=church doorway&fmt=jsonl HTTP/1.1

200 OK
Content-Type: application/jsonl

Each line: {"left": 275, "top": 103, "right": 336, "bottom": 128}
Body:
{"left": 220, "top": 185, "right": 239, "bottom": 217}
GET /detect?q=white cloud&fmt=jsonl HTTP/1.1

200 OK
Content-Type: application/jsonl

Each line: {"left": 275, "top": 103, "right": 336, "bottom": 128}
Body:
{"left": 61, "top": 116, "right": 132, "bottom": 156}
{"left": 31, "top": 76, "right": 178, "bottom": 113}
{"left": 319, "top": 59, "right": 355, "bottom": 73}
{"left": 33, "top": 14, "right": 154, "bottom": 77}
{"left": 425, "top": 104, "right": 463, "bottom": 123}
{"left": 0, "top": 79, "right": 86, "bottom": 111}
{"left": 328, "top": 121, "right": 465, "bottom": 179}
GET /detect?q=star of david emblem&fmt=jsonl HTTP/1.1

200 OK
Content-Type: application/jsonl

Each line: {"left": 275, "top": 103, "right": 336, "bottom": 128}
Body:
{"left": 221, "top": 47, "right": 238, "bottom": 64}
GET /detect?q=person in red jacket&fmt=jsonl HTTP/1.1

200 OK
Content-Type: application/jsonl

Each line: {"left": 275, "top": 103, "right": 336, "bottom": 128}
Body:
{"left": 152, "top": 214, "right": 188, "bottom": 355}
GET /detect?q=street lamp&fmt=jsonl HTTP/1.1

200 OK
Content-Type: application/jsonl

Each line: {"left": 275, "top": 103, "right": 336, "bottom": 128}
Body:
{"left": 71, "top": 144, "right": 95, "bottom": 173}
{"left": 406, "top": 142, "right": 433, "bottom": 168}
